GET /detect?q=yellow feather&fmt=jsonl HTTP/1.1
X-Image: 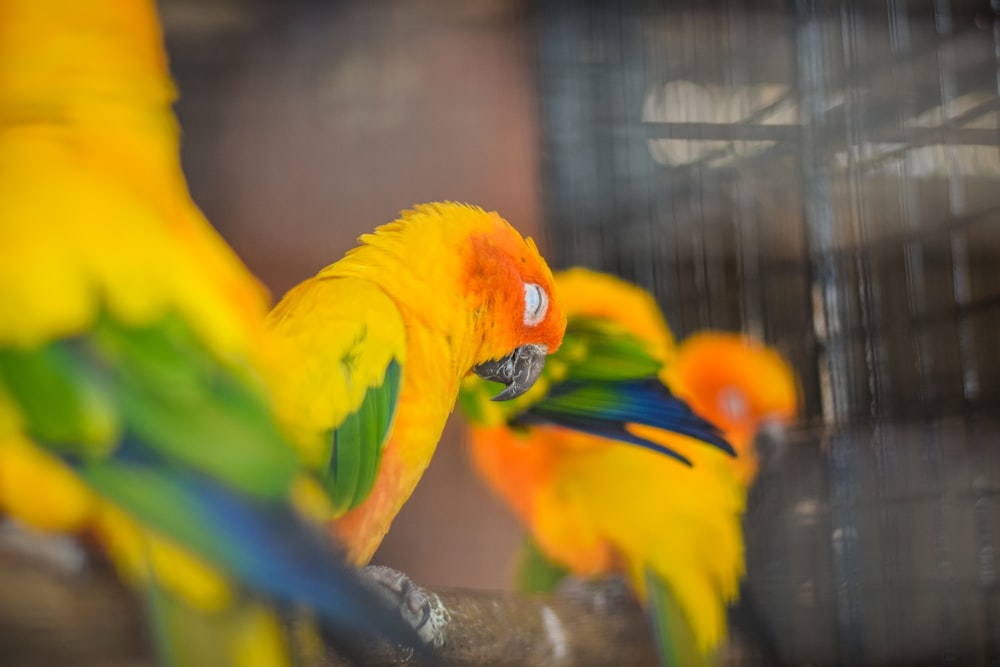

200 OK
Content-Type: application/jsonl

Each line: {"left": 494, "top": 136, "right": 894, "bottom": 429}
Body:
{"left": 231, "top": 605, "right": 291, "bottom": 667}
{"left": 536, "top": 427, "right": 744, "bottom": 652}
{"left": 0, "top": 0, "right": 269, "bottom": 357}
{"left": 267, "top": 277, "right": 406, "bottom": 468}
{"left": 0, "top": 436, "right": 97, "bottom": 531}
{"left": 555, "top": 267, "right": 676, "bottom": 366}
{"left": 94, "top": 504, "right": 233, "bottom": 612}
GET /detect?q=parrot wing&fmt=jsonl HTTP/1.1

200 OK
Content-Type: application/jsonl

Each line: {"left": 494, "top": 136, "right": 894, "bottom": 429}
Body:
{"left": 502, "top": 315, "right": 734, "bottom": 465}
{"left": 515, "top": 378, "right": 734, "bottom": 465}
{"left": 267, "top": 276, "right": 406, "bottom": 514}
{"left": 0, "top": 314, "right": 419, "bottom": 665}
{"left": 557, "top": 316, "right": 666, "bottom": 381}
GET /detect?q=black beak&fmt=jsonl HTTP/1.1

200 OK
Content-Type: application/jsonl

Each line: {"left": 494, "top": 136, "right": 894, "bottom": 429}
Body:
{"left": 473, "top": 344, "right": 548, "bottom": 401}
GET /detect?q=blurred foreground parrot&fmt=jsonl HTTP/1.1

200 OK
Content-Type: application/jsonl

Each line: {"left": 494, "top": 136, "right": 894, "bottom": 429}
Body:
{"left": 0, "top": 1, "right": 419, "bottom": 665}
{"left": 459, "top": 267, "right": 799, "bottom": 667}
{"left": 264, "top": 201, "right": 567, "bottom": 566}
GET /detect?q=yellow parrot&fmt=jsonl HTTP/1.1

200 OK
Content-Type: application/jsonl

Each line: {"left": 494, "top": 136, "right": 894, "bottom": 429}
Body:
{"left": 459, "top": 267, "right": 799, "bottom": 666}
{"left": 264, "top": 201, "right": 568, "bottom": 566}
{"left": 0, "top": 1, "right": 418, "bottom": 665}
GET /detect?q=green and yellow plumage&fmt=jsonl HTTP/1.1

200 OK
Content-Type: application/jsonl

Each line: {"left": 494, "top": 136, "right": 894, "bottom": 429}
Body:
{"left": 0, "top": 2, "right": 416, "bottom": 665}
{"left": 265, "top": 202, "right": 567, "bottom": 564}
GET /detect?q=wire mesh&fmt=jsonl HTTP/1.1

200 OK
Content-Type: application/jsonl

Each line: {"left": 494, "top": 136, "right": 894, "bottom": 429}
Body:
{"left": 536, "top": 1, "right": 1000, "bottom": 664}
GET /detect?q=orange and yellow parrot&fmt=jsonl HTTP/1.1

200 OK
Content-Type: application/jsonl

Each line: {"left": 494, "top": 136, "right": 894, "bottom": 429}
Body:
{"left": 459, "top": 267, "right": 798, "bottom": 667}
{"left": 0, "top": 2, "right": 418, "bottom": 665}
{"left": 264, "top": 201, "right": 567, "bottom": 566}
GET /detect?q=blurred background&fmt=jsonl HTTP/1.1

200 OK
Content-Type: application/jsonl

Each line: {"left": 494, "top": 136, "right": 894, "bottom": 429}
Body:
{"left": 162, "top": 0, "right": 1000, "bottom": 664}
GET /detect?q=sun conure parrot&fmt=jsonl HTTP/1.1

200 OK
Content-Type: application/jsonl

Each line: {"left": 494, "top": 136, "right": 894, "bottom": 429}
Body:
{"left": 0, "top": 1, "right": 419, "bottom": 665}
{"left": 263, "top": 201, "right": 567, "bottom": 567}
{"left": 459, "top": 267, "right": 799, "bottom": 667}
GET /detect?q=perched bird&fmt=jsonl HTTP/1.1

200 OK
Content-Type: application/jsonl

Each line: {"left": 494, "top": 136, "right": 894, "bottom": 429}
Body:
{"left": 264, "top": 201, "right": 567, "bottom": 566}
{"left": 0, "top": 1, "right": 418, "bottom": 664}
{"left": 460, "top": 267, "right": 798, "bottom": 667}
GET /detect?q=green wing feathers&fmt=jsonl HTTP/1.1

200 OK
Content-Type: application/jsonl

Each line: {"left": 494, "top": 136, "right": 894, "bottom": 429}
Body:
{"left": 328, "top": 359, "right": 401, "bottom": 512}
{"left": 1, "top": 310, "right": 422, "bottom": 662}
{"left": 0, "top": 342, "right": 118, "bottom": 453}
{"left": 556, "top": 316, "right": 664, "bottom": 382}
{"left": 459, "top": 315, "right": 666, "bottom": 427}
{"left": 266, "top": 276, "right": 408, "bottom": 514}
{"left": 0, "top": 315, "right": 301, "bottom": 500}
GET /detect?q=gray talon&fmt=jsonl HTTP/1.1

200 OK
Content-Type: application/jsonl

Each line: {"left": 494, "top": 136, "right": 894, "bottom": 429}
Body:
{"left": 363, "top": 565, "right": 451, "bottom": 648}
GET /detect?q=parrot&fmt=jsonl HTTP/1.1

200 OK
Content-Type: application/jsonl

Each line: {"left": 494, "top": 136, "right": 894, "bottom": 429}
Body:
{"left": 459, "top": 267, "right": 799, "bottom": 667}
{"left": 264, "top": 201, "right": 568, "bottom": 568}
{"left": 0, "top": 1, "right": 421, "bottom": 665}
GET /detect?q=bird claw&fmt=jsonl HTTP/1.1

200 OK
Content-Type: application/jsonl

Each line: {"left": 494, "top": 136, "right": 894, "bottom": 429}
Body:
{"left": 363, "top": 565, "right": 450, "bottom": 648}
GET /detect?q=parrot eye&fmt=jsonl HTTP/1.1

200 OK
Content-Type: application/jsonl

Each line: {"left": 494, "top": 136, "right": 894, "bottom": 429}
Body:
{"left": 523, "top": 282, "right": 548, "bottom": 326}
{"left": 719, "top": 387, "right": 749, "bottom": 423}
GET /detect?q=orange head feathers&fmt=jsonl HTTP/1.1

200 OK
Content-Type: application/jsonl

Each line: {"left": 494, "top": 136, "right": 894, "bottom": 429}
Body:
{"left": 667, "top": 332, "right": 799, "bottom": 482}
{"left": 329, "top": 202, "right": 566, "bottom": 399}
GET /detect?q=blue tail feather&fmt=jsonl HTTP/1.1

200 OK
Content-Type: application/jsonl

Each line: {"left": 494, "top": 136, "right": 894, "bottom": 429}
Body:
{"left": 68, "top": 445, "right": 418, "bottom": 649}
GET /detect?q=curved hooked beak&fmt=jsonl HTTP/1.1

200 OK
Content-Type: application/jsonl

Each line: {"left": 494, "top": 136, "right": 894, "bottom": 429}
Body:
{"left": 473, "top": 344, "right": 548, "bottom": 401}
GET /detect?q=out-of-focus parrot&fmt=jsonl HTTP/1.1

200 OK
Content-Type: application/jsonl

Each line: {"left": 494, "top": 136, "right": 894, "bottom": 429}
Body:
{"left": 459, "top": 267, "right": 798, "bottom": 667}
{"left": 0, "top": 1, "right": 418, "bottom": 665}
{"left": 264, "top": 201, "right": 567, "bottom": 566}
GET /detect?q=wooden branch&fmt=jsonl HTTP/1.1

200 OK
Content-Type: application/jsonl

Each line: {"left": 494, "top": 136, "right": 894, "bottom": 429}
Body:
{"left": 0, "top": 548, "right": 147, "bottom": 667}
{"left": 0, "top": 542, "right": 661, "bottom": 667}
{"left": 323, "top": 583, "right": 660, "bottom": 667}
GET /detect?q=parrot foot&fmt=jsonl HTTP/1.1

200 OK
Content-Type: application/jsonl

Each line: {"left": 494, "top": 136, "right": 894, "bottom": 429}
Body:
{"left": 363, "top": 565, "right": 450, "bottom": 648}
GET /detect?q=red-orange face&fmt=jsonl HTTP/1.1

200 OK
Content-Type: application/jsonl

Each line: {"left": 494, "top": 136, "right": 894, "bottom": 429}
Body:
{"left": 671, "top": 332, "right": 799, "bottom": 443}
{"left": 462, "top": 213, "right": 565, "bottom": 401}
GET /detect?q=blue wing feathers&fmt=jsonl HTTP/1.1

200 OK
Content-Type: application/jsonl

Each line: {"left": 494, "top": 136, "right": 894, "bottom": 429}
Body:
{"left": 516, "top": 379, "right": 735, "bottom": 460}
{"left": 73, "top": 446, "right": 415, "bottom": 644}
{"left": 515, "top": 411, "right": 695, "bottom": 466}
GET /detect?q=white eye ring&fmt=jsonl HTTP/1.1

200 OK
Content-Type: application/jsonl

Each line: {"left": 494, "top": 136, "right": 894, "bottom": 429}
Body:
{"left": 719, "top": 387, "right": 749, "bottom": 422}
{"left": 523, "top": 282, "right": 548, "bottom": 327}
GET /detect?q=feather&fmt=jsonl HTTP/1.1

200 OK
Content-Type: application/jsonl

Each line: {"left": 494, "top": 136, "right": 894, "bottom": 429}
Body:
{"left": 516, "top": 379, "right": 735, "bottom": 463}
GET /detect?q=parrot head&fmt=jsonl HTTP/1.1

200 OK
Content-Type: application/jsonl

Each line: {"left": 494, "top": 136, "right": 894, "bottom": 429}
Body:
{"left": 462, "top": 224, "right": 567, "bottom": 401}
{"left": 666, "top": 332, "right": 799, "bottom": 458}
{"left": 460, "top": 266, "right": 677, "bottom": 425}
{"left": 340, "top": 202, "right": 566, "bottom": 401}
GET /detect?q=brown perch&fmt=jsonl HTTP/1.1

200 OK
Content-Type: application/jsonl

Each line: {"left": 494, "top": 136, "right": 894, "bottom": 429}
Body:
{"left": 0, "top": 542, "right": 763, "bottom": 667}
